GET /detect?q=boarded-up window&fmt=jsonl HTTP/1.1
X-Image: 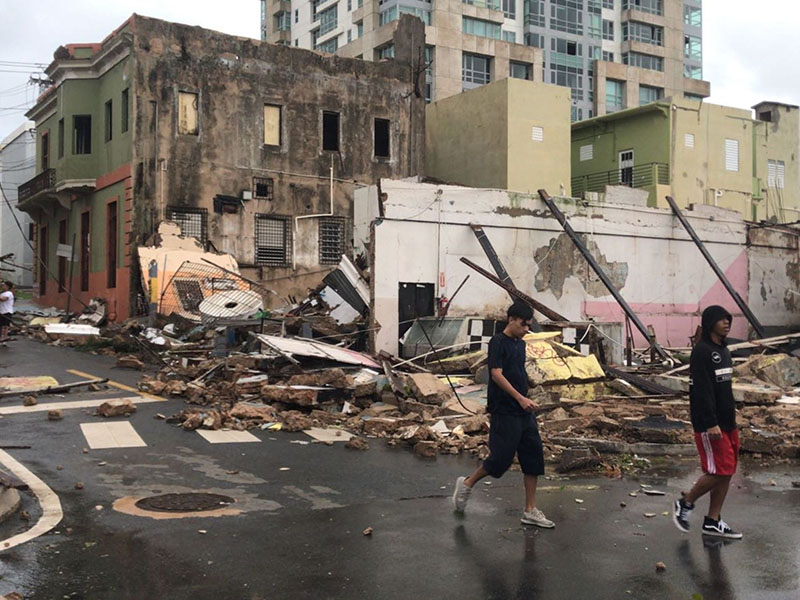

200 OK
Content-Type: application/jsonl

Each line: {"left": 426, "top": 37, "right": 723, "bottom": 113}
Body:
{"left": 724, "top": 139, "right": 739, "bottom": 172}
{"left": 264, "top": 105, "right": 281, "bottom": 146}
{"left": 579, "top": 144, "right": 593, "bottom": 161}
{"left": 684, "top": 133, "right": 695, "bottom": 148}
{"left": 319, "top": 217, "right": 345, "bottom": 265}
{"left": 255, "top": 214, "right": 292, "bottom": 267}
{"left": 178, "top": 91, "right": 199, "bottom": 135}
{"left": 531, "top": 126, "right": 544, "bottom": 142}
{"left": 166, "top": 206, "right": 208, "bottom": 243}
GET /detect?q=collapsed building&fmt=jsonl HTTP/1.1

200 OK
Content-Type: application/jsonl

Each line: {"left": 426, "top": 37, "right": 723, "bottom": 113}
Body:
{"left": 17, "top": 14, "right": 426, "bottom": 320}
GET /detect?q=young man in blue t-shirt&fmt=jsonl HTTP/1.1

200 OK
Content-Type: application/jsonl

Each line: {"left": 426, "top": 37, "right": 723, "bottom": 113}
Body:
{"left": 452, "top": 301, "right": 554, "bottom": 528}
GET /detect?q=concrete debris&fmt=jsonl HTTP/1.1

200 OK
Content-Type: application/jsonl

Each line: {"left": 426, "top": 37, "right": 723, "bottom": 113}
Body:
{"left": 96, "top": 398, "right": 137, "bottom": 418}
{"left": 47, "top": 410, "right": 63, "bottom": 421}
{"left": 406, "top": 373, "right": 454, "bottom": 405}
{"left": 346, "top": 437, "right": 369, "bottom": 450}
{"left": 116, "top": 355, "right": 145, "bottom": 370}
{"left": 21, "top": 396, "right": 37, "bottom": 407}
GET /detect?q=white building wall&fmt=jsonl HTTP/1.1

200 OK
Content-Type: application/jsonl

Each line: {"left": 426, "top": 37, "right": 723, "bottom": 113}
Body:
{"left": 362, "top": 179, "right": 799, "bottom": 356}
{"left": 0, "top": 122, "right": 35, "bottom": 287}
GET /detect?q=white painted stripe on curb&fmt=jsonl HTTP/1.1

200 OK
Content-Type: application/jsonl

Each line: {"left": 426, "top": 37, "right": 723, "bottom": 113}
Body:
{"left": 0, "top": 450, "right": 63, "bottom": 552}
{"left": 0, "top": 396, "right": 164, "bottom": 416}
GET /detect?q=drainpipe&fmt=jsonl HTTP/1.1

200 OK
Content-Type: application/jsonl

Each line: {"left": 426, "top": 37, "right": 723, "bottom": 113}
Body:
{"left": 293, "top": 154, "right": 334, "bottom": 270}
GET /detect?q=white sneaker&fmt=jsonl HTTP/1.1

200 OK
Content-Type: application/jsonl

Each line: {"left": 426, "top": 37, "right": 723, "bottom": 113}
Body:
{"left": 452, "top": 476, "right": 472, "bottom": 513}
{"left": 521, "top": 507, "right": 555, "bottom": 528}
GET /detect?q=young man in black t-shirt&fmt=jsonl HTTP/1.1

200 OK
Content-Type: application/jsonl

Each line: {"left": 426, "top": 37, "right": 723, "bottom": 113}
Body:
{"left": 672, "top": 305, "right": 742, "bottom": 539}
{"left": 452, "top": 301, "right": 554, "bottom": 528}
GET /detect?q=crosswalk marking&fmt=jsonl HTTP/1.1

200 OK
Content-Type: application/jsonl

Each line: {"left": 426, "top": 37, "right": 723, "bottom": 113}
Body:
{"left": 196, "top": 430, "right": 261, "bottom": 444}
{"left": 0, "top": 395, "right": 163, "bottom": 416}
{"left": 80, "top": 422, "right": 147, "bottom": 449}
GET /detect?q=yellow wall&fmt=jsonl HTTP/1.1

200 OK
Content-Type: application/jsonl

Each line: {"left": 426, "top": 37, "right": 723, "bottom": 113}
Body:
{"left": 425, "top": 78, "right": 571, "bottom": 194}
{"left": 753, "top": 103, "right": 800, "bottom": 223}
{"left": 506, "top": 78, "right": 572, "bottom": 195}
{"left": 425, "top": 78, "right": 509, "bottom": 189}
{"left": 668, "top": 98, "right": 755, "bottom": 217}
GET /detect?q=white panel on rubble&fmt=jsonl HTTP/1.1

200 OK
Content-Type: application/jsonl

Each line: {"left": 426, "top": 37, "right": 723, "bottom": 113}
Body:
{"left": 304, "top": 427, "right": 354, "bottom": 442}
{"left": 80, "top": 422, "right": 147, "bottom": 449}
{"left": 197, "top": 430, "right": 261, "bottom": 444}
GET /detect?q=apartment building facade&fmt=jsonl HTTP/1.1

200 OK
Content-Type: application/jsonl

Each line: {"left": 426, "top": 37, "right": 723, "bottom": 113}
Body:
{"left": 262, "top": 0, "right": 710, "bottom": 120}
{"left": 0, "top": 122, "right": 36, "bottom": 287}
{"left": 19, "top": 15, "right": 425, "bottom": 320}
{"left": 570, "top": 97, "right": 800, "bottom": 222}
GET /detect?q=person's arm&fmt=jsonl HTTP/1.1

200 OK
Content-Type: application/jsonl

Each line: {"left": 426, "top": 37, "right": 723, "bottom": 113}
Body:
{"left": 690, "top": 349, "right": 721, "bottom": 437}
{"left": 0, "top": 292, "right": 9, "bottom": 301}
{"left": 490, "top": 368, "right": 537, "bottom": 411}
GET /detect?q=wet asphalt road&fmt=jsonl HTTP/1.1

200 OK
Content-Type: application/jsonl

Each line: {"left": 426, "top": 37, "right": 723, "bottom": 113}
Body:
{"left": 0, "top": 338, "right": 799, "bottom": 599}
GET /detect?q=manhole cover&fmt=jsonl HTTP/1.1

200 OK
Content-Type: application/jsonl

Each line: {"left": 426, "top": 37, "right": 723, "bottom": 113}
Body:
{"left": 135, "top": 493, "right": 235, "bottom": 513}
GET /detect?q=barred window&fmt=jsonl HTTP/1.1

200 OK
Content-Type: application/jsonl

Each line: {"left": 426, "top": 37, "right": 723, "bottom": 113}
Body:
{"left": 319, "top": 217, "right": 345, "bottom": 265}
{"left": 255, "top": 214, "right": 292, "bottom": 266}
{"left": 253, "top": 177, "right": 274, "bottom": 200}
{"left": 167, "top": 207, "right": 208, "bottom": 243}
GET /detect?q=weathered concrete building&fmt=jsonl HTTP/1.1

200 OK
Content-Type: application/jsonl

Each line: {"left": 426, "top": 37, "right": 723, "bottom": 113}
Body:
{"left": 356, "top": 179, "right": 800, "bottom": 355}
{"left": 19, "top": 14, "right": 425, "bottom": 319}
{"left": 570, "top": 97, "right": 800, "bottom": 221}
{"left": 0, "top": 122, "right": 36, "bottom": 287}
{"left": 425, "top": 77, "right": 571, "bottom": 194}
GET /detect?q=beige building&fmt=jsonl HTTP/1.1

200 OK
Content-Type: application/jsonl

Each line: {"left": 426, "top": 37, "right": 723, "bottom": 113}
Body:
{"left": 263, "top": 0, "right": 709, "bottom": 121}
{"left": 426, "top": 77, "right": 571, "bottom": 194}
{"left": 571, "top": 97, "right": 799, "bottom": 222}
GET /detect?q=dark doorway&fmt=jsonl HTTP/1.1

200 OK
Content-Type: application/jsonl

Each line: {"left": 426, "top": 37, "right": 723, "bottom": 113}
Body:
{"left": 107, "top": 202, "right": 118, "bottom": 289}
{"left": 398, "top": 282, "right": 435, "bottom": 341}
{"left": 39, "top": 225, "right": 47, "bottom": 296}
{"left": 80, "top": 211, "right": 90, "bottom": 292}
{"left": 58, "top": 219, "right": 67, "bottom": 292}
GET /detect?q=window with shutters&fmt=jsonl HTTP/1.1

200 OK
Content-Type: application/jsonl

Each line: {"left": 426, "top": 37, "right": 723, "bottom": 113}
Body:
{"left": 255, "top": 214, "right": 292, "bottom": 267}
{"left": 167, "top": 207, "right": 208, "bottom": 243}
{"left": 531, "top": 126, "right": 544, "bottom": 142}
{"left": 580, "top": 144, "right": 593, "bottom": 161}
{"left": 768, "top": 159, "right": 785, "bottom": 189}
{"left": 684, "top": 133, "right": 695, "bottom": 148}
{"left": 724, "top": 139, "right": 739, "bottom": 172}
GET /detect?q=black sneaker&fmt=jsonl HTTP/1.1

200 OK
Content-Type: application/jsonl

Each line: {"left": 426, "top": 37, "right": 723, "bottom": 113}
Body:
{"left": 672, "top": 495, "right": 694, "bottom": 533}
{"left": 702, "top": 517, "right": 742, "bottom": 539}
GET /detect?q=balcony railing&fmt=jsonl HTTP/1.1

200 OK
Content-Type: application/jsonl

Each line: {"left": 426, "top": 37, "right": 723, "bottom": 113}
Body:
{"left": 571, "top": 162, "right": 669, "bottom": 197}
{"left": 18, "top": 168, "right": 55, "bottom": 203}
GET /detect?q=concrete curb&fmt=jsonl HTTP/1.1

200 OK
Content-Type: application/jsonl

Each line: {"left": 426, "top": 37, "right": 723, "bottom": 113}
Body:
{"left": 0, "top": 488, "right": 21, "bottom": 524}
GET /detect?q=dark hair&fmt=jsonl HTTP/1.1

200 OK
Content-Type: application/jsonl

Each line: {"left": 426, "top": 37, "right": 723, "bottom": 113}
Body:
{"left": 3, "top": 281, "right": 12, "bottom": 289}
{"left": 507, "top": 300, "right": 533, "bottom": 322}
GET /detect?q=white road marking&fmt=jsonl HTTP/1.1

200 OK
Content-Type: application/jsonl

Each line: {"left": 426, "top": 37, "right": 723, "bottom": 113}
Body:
{"left": 80, "top": 422, "right": 147, "bottom": 449}
{"left": 196, "top": 430, "right": 261, "bottom": 444}
{"left": 0, "top": 450, "right": 63, "bottom": 552}
{"left": 0, "top": 395, "right": 163, "bottom": 416}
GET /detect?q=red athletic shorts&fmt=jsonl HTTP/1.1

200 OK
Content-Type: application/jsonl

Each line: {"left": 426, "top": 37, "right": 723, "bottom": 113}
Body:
{"left": 695, "top": 429, "right": 739, "bottom": 476}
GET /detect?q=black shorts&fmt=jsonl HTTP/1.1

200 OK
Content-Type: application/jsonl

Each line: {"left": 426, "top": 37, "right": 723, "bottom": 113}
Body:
{"left": 483, "top": 412, "right": 545, "bottom": 478}
{"left": 0, "top": 313, "right": 11, "bottom": 327}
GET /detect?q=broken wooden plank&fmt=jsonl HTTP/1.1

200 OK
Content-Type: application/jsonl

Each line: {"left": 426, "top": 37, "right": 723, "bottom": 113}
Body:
{"left": 0, "top": 377, "right": 108, "bottom": 399}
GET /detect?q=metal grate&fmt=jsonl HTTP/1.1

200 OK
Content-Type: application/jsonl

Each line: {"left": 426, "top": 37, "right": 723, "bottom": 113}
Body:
{"left": 253, "top": 177, "right": 274, "bottom": 200}
{"left": 255, "top": 214, "right": 292, "bottom": 267}
{"left": 173, "top": 279, "right": 204, "bottom": 312}
{"left": 167, "top": 207, "right": 208, "bottom": 244}
{"left": 319, "top": 217, "right": 345, "bottom": 265}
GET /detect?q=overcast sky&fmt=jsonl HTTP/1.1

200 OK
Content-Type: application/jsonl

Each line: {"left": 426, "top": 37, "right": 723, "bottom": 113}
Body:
{"left": 2, "top": 0, "right": 799, "bottom": 142}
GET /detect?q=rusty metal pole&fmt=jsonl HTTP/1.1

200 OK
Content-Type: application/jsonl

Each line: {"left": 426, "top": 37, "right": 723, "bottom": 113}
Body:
{"left": 665, "top": 195, "right": 765, "bottom": 339}
{"left": 537, "top": 189, "right": 669, "bottom": 361}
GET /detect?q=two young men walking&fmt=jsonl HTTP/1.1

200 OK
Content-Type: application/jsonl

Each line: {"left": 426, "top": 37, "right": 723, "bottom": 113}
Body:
{"left": 452, "top": 301, "right": 742, "bottom": 541}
